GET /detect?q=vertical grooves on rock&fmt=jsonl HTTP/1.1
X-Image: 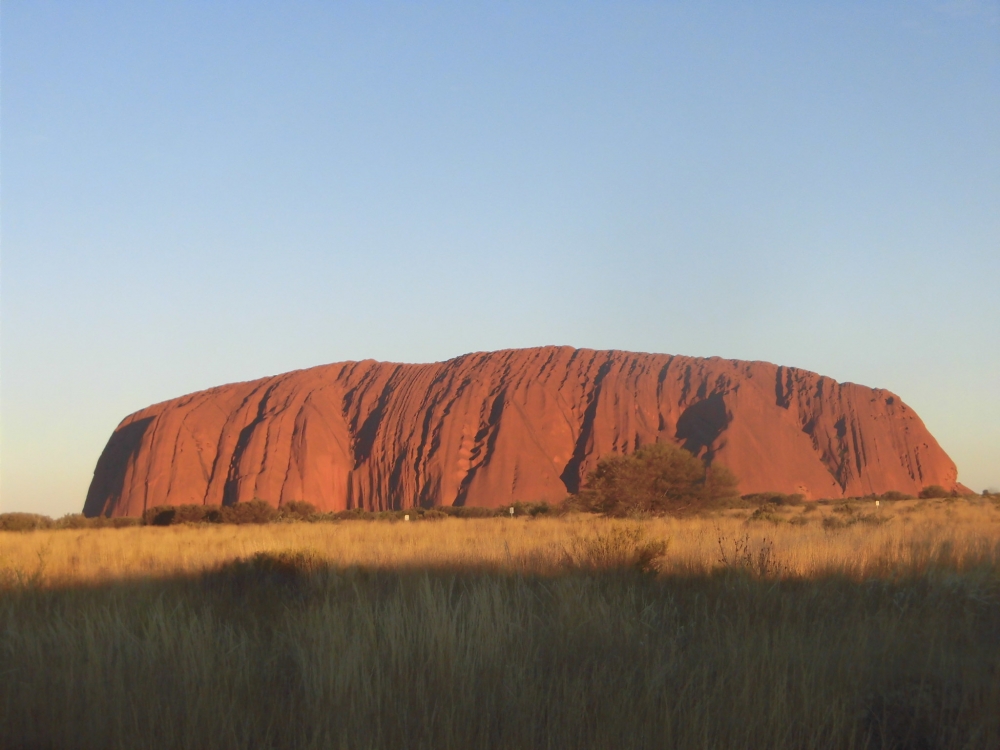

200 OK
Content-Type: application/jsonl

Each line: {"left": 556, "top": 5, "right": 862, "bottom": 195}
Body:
{"left": 559, "top": 354, "right": 615, "bottom": 494}
{"left": 85, "top": 347, "right": 964, "bottom": 516}
{"left": 222, "top": 381, "right": 280, "bottom": 506}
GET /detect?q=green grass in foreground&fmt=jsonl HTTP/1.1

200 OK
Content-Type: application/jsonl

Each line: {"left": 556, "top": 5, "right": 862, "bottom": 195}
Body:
{"left": 2, "top": 552, "right": 999, "bottom": 750}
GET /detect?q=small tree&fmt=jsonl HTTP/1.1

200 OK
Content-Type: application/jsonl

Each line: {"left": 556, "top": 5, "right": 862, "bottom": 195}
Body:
{"left": 222, "top": 499, "right": 279, "bottom": 524}
{"left": 281, "top": 501, "right": 318, "bottom": 520}
{"left": 918, "top": 485, "right": 949, "bottom": 499}
{"left": 582, "top": 442, "right": 738, "bottom": 517}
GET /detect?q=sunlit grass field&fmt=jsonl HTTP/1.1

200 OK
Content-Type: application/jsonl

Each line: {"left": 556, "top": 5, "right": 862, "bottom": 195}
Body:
{"left": 3, "top": 497, "right": 999, "bottom": 749}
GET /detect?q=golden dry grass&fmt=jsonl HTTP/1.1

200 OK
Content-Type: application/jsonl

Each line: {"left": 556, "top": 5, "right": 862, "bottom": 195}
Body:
{"left": 2, "top": 497, "right": 999, "bottom": 750}
{"left": 2, "top": 496, "right": 998, "bottom": 585}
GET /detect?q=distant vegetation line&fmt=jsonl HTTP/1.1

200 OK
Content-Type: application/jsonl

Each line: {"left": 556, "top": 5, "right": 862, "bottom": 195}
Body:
{"left": 3, "top": 488, "right": 990, "bottom": 532}
{"left": 5, "top": 444, "right": 981, "bottom": 532}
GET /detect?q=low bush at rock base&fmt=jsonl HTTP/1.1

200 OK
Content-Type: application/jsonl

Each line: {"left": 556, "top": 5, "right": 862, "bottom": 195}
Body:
{"left": 580, "top": 442, "right": 739, "bottom": 517}
{"left": 919, "top": 484, "right": 951, "bottom": 499}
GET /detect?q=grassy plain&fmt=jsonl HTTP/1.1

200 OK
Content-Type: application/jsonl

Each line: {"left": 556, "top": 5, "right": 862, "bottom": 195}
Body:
{"left": 2, "top": 497, "right": 1000, "bottom": 749}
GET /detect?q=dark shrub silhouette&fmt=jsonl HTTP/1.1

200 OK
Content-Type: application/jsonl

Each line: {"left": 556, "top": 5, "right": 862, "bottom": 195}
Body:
{"left": 0, "top": 513, "right": 53, "bottom": 531}
{"left": 919, "top": 485, "right": 949, "bottom": 499}
{"left": 582, "top": 442, "right": 739, "bottom": 517}
{"left": 221, "top": 499, "right": 279, "bottom": 525}
{"left": 144, "top": 507, "right": 177, "bottom": 526}
{"left": 142, "top": 505, "right": 217, "bottom": 525}
{"left": 441, "top": 506, "right": 497, "bottom": 519}
{"left": 741, "top": 492, "right": 805, "bottom": 507}
{"left": 879, "top": 490, "right": 913, "bottom": 501}
{"left": 281, "top": 501, "right": 317, "bottom": 520}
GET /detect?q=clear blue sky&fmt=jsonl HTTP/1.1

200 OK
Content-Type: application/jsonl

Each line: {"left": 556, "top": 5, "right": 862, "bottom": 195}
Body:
{"left": 2, "top": 1, "right": 998, "bottom": 516}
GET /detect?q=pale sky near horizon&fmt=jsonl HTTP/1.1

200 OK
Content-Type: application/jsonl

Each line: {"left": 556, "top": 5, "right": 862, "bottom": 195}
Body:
{"left": 2, "top": 1, "right": 998, "bottom": 517}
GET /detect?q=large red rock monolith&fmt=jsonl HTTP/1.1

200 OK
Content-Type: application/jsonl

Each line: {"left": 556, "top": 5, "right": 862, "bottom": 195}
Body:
{"left": 83, "top": 347, "right": 962, "bottom": 516}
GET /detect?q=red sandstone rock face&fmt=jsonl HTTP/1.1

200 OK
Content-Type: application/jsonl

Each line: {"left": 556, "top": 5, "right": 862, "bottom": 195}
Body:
{"left": 83, "top": 347, "right": 962, "bottom": 517}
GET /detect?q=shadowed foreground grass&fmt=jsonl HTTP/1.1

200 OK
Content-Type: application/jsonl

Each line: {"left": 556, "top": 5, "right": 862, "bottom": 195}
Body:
{"left": 2, "top": 506, "right": 1000, "bottom": 749}
{"left": 3, "top": 563, "right": 999, "bottom": 748}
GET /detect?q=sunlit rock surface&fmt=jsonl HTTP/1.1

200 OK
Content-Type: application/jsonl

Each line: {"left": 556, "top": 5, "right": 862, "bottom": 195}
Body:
{"left": 84, "top": 347, "right": 961, "bottom": 516}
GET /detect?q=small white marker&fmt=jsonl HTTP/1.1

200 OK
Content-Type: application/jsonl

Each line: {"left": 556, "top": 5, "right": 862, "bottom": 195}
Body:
{"left": 875, "top": 500, "right": 880, "bottom": 508}
{"left": 404, "top": 514, "right": 410, "bottom": 521}
{"left": 509, "top": 507, "right": 515, "bottom": 517}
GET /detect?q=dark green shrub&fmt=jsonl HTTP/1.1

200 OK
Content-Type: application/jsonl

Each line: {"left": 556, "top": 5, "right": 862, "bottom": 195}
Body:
{"left": 142, "top": 505, "right": 223, "bottom": 526}
{"left": 747, "top": 507, "right": 782, "bottom": 523}
{"left": 0, "top": 513, "right": 53, "bottom": 531}
{"left": 506, "top": 501, "right": 555, "bottom": 517}
{"left": 55, "top": 513, "right": 97, "bottom": 529}
{"left": 221, "top": 499, "right": 279, "bottom": 525}
{"left": 558, "top": 494, "right": 589, "bottom": 514}
{"left": 46, "top": 513, "right": 139, "bottom": 529}
{"left": 281, "top": 501, "right": 318, "bottom": 520}
{"left": 919, "top": 485, "right": 949, "bottom": 499}
{"left": 332, "top": 508, "right": 374, "bottom": 521}
{"left": 370, "top": 510, "right": 401, "bottom": 521}
{"left": 144, "top": 507, "right": 177, "bottom": 526}
{"left": 879, "top": 490, "right": 913, "bottom": 501}
{"left": 177, "top": 505, "right": 210, "bottom": 523}
{"left": 741, "top": 492, "right": 805, "bottom": 507}
{"left": 582, "top": 442, "right": 739, "bottom": 517}
{"left": 440, "top": 506, "right": 497, "bottom": 519}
